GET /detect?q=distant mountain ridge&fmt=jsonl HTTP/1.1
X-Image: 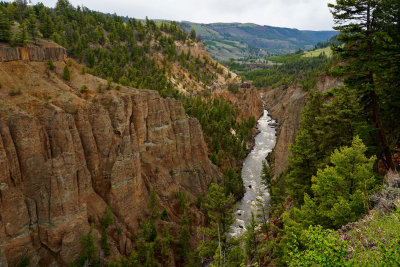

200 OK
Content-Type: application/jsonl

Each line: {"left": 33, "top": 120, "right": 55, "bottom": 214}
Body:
{"left": 180, "top": 22, "right": 337, "bottom": 61}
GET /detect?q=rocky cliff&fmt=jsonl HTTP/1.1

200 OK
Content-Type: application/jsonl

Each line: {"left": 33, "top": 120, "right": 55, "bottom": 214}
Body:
{"left": 0, "top": 42, "right": 66, "bottom": 62}
{"left": 213, "top": 86, "right": 264, "bottom": 122}
{"left": 0, "top": 58, "right": 221, "bottom": 266}
{"left": 263, "top": 74, "right": 343, "bottom": 177}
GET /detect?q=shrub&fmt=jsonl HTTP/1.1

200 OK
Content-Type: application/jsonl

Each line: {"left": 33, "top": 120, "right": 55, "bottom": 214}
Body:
{"left": 47, "top": 59, "right": 55, "bottom": 71}
{"left": 63, "top": 65, "right": 70, "bottom": 81}
{"left": 20, "top": 256, "right": 30, "bottom": 267}
{"left": 80, "top": 85, "right": 87, "bottom": 93}
{"left": 106, "top": 79, "right": 112, "bottom": 90}
{"left": 101, "top": 226, "right": 111, "bottom": 256}
{"left": 80, "top": 226, "right": 97, "bottom": 262}
{"left": 160, "top": 209, "right": 168, "bottom": 220}
{"left": 102, "top": 206, "right": 114, "bottom": 228}
{"left": 9, "top": 89, "right": 22, "bottom": 96}
{"left": 227, "top": 83, "right": 239, "bottom": 93}
{"left": 288, "top": 225, "right": 348, "bottom": 267}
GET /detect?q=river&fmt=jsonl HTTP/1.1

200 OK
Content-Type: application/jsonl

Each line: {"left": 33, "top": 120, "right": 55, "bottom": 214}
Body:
{"left": 230, "top": 105, "right": 277, "bottom": 237}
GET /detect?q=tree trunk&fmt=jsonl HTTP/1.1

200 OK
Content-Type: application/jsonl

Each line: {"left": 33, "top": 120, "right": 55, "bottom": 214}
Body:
{"left": 366, "top": 1, "right": 394, "bottom": 170}
{"left": 370, "top": 89, "right": 394, "bottom": 169}
{"left": 217, "top": 223, "right": 222, "bottom": 267}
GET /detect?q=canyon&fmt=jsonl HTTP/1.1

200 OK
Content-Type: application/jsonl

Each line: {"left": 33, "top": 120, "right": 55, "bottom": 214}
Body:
{"left": 0, "top": 42, "right": 341, "bottom": 267}
{"left": 263, "top": 74, "right": 343, "bottom": 178}
{"left": 0, "top": 44, "right": 226, "bottom": 266}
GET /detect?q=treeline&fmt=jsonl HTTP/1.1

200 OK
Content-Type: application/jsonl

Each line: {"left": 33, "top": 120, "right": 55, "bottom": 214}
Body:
{"left": 226, "top": 51, "right": 336, "bottom": 91}
{"left": 314, "top": 35, "right": 341, "bottom": 49}
{"left": 0, "top": 0, "right": 225, "bottom": 97}
{"left": 0, "top": 0, "right": 253, "bottom": 169}
{"left": 0, "top": 1, "right": 262, "bottom": 266}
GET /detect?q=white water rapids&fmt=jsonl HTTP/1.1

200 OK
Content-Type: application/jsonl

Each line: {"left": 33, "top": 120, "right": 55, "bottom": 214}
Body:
{"left": 230, "top": 107, "right": 277, "bottom": 237}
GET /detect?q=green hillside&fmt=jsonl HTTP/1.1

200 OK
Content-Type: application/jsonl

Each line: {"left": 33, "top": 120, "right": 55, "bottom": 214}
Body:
{"left": 180, "top": 22, "right": 337, "bottom": 61}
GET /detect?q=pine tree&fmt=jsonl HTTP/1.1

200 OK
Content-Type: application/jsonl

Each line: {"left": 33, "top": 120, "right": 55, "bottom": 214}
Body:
{"left": 39, "top": 9, "right": 54, "bottom": 38}
{"left": 0, "top": 11, "right": 12, "bottom": 42}
{"left": 190, "top": 28, "right": 196, "bottom": 40}
{"left": 147, "top": 188, "right": 160, "bottom": 220}
{"left": 373, "top": 0, "right": 400, "bottom": 146}
{"left": 308, "top": 136, "right": 376, "bottom": 228}
{"left": 329, "top": 0, "right": 394, "bottom": 169}
{"left": 102, "top": 206, "right": 114, "bottom": 228}
{"left": 177, "top": 213, "right": 190, "bottom": 264}
{"left": 244, "top": 212, "right": 260, "bottom": 265}
{"left": 101, "top": 226, "right": 111, "bottom": 256}
{"left": 198, "top": 183, "right": 235, "bottom": 264}
{"left": 159, "top": 225, "right": 173, "bottom": 259}
{"left": 126, "top": 250, "right": 140, "bottom": 266}
{"left": 63, "top": 65, "right": 70, "bottom": 81}
{"left": 256, "top": 197, "right": 269, "bottom": 233}
{"left": 26, "top": 13, "right": 38, "bottom": 43}
{"left": 285, "top": 91, "right": 324, "bottom": 205}
{"left": 15, "top": 0, "right": 27, "bottom": 19}
{"left": 80, "top": 226, "right": 97, "bottom": 262}
{"left": 15, "top": 22, "right": 28, "bottom": 45}
{"left": 260, "top": 161, "right": 272, "bottom": 190}
{"left": 284, "top": 87, "right": 362, "bottom": 207}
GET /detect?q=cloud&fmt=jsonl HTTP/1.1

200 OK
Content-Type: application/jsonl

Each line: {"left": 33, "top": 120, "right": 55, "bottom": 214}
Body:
{"left": 32, "top": 0, "right": 334, "bottom": 30}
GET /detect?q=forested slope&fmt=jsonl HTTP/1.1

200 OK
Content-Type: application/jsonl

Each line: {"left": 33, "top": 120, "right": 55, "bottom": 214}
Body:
{"left": 0, "top": 1, "right": 263, "bottom": 266}
{"left": 220, "top": 0, "right": 400, "bottom": 266}
{"left": 181, "top": 22, "right": 337, "bottom": 61}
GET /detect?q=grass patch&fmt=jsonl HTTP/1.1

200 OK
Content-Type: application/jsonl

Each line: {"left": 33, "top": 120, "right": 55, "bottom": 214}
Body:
{"left": 303, "top": 47, "right": 333, "bottom": 58}
{"left": 346, "top": 207, "right": 400, "bottom": 265}
{"left": 9, "top": 88, "right": 22, "bottom": 96}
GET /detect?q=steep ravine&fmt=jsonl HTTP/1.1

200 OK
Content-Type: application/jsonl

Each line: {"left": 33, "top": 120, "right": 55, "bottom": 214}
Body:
{"left": 0, "top": 52, "right": 222, "bottom": 266}
{"left": 226, "top": 74, "right": 342, "bottom": 243}
{"left": 263, "top": 74, "right": 343, "bottom": 178}
{"left": 231, "top": 106, "right": 277, "bottom": 236}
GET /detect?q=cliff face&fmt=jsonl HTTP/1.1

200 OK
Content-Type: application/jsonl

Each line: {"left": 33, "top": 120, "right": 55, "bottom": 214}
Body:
{"left": 0, "top": 42, "right": 66, "bottom": 62}
{"left": 263, "top": 74, "right": 343, "bottom": 177}
{"left": 213, "top": 86, "right": 264, "bottom": 122}
{"left": 0, "top": 57, "right": 221, "bottom": 266}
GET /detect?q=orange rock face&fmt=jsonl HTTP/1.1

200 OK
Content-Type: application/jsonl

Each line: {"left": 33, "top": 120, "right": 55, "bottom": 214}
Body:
{"left": 0, "top": 58, "right": 221, "bottom": 266}
{"left": 0, "top": 42, "right": 66, "bottom": 62}
{"left": 263, "top": 74, "right": 343, "bottom": 177}
{"left": 213, "top": 86, "right": 264, "bottom": 122}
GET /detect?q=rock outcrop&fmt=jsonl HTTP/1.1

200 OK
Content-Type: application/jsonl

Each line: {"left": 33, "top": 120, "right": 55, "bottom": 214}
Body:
{"left": 0, "top": 59, "right": 221, "bottom": 266}
{"left": 263, "top": 74, "right": 343, "bottom": 177}
{"left": 0, "top": 42, "right": 66, "bottom": 62}
{"left": 213, "top": 86, "right": 264, "bottom": 122}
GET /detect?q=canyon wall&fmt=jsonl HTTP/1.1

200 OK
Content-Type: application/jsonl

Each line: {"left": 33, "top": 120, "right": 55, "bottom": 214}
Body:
{"left": 0, "top": 57, "right": 221, "bottom": 266}
{"left": 263, "top": 74, "right": 343, "bottom": 177}
{"left": 213, "top": 86, "right": 264, "bottom": 122}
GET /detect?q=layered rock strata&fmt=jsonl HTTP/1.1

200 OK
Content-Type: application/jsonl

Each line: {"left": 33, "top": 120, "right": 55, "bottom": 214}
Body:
{"left": 0, "top": 42, "right": 66, "bottom": 62}
{"left": 0, "top": 59, "right": 220, "bottom": 266}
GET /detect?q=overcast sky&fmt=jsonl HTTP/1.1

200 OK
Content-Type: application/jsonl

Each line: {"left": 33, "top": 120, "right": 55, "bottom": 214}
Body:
{"left": 32, "top": 0, "right": 335, "bottom": 31}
